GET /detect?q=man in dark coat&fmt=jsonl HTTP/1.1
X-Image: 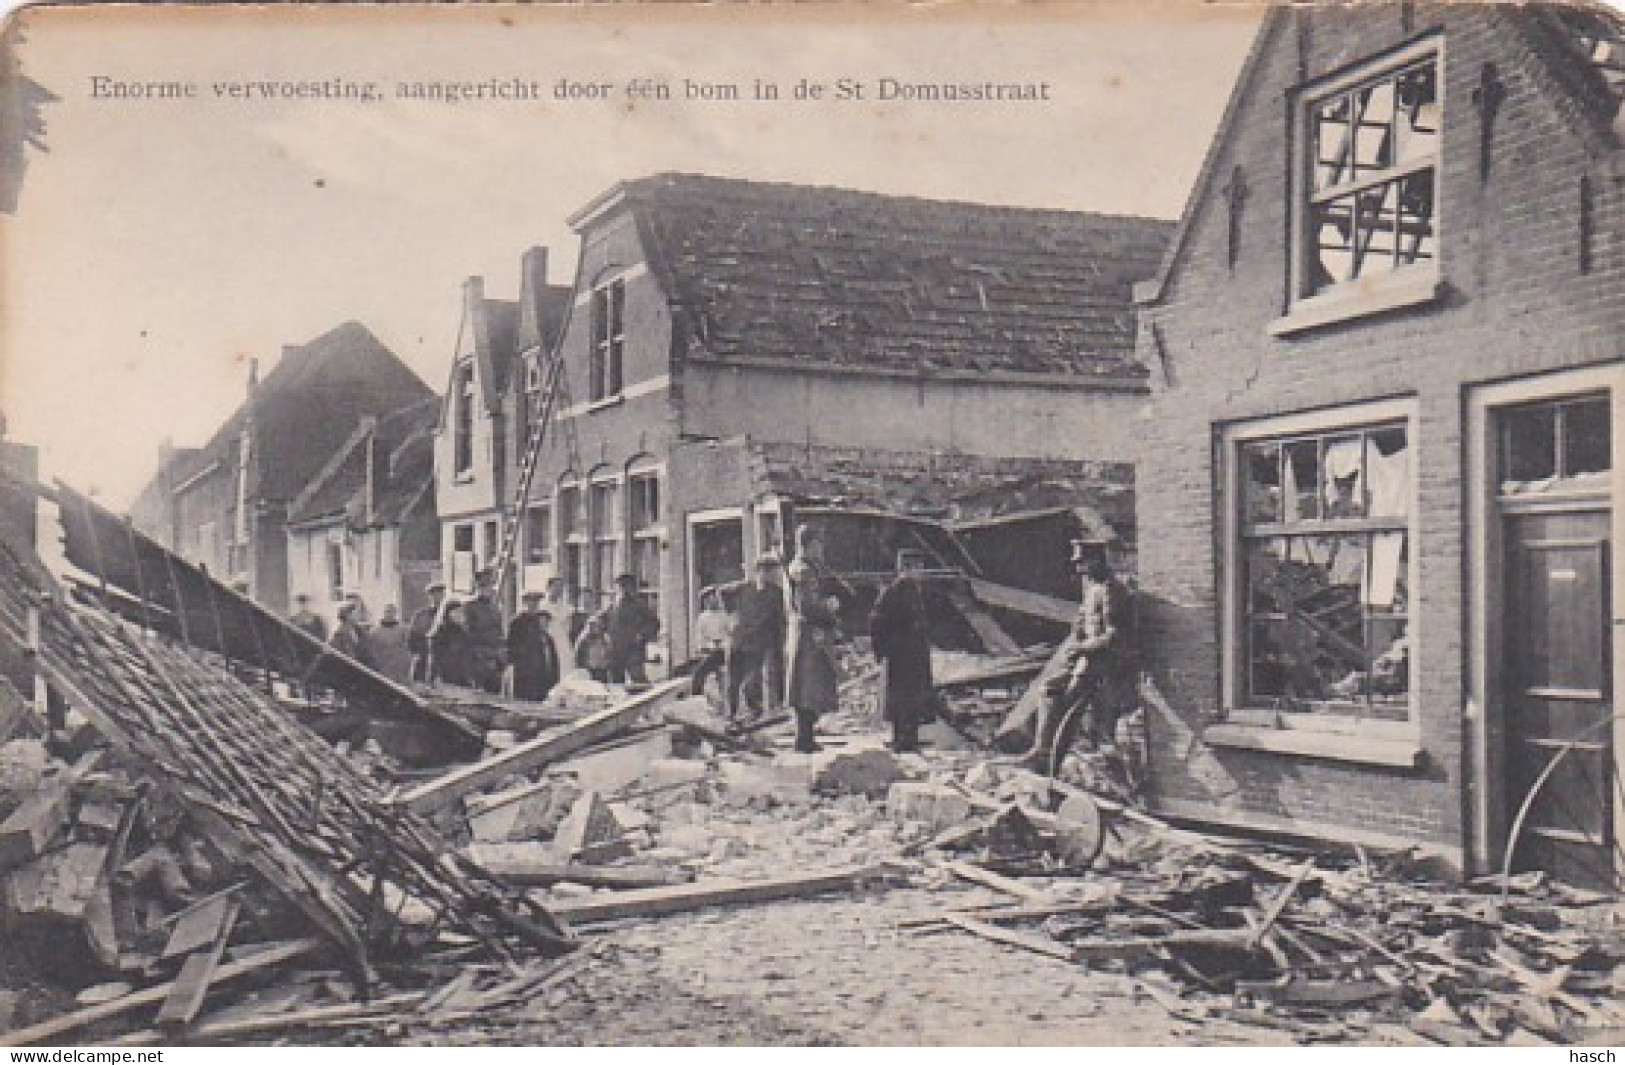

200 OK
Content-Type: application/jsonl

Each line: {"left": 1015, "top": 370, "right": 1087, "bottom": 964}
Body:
{"left": 604, "top": 573, "right": 660, "bottom": 686}
{"left": 869, "top": 549, "right": 936, "bottom": 754}
{"left": 431, "top": 601, "right": 474, "bottom": 688}
{"left": 329, "top": 601, "right": 374, "bottom": 670}
{"left": 508, "top": 591, "right": 562, "bottom": 701}
{"left": 408, "top": 581, "right": 446, "bottom": 683}
{"left": 463, "top": 569, "right": 506, "bottom": 694}
{"left": 290, "top": 594, "right": 328, "bottom": 642}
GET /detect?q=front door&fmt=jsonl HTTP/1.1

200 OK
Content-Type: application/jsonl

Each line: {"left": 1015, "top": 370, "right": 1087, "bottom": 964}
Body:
{"left": 1503, "top": 508, "right": 1616, "bottom": 889}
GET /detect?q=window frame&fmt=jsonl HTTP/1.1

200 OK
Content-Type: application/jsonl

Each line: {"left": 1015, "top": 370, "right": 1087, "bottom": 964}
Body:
{"left": 452, "top": 358, "right": 477, "bottom": 478}
{"left": 588, "top": 279, "right": 626, "bottom": 404}
{"left": 1274, "top": 37, "right": 1444, "bottom": 336}
{"left": 1217, "top": 397, "right": 1422, "bottom": 755}
{"left": 626, "top": 461, "right": 664, "bottom": 615}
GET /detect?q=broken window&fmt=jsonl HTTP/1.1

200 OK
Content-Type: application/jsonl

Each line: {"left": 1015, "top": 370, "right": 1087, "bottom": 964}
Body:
{"left": 557, "top": 481, "right": 586, "bottom": 606}
{"left": 1300, "top": 48, "right": 1439, "bottom": 301}
{"left": 589, "top": 280, "right": 626, "bottom": 403}
{"left": 1236, "top": 418, "right": 1412, "bottom": 719}
{"left": 1500, "top": 394, "right": 1612, "bottom": 496}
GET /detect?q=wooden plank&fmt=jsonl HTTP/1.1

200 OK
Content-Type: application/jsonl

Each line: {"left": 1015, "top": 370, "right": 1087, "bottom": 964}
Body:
{"left": 0, "top": 676, "right": 39, "bottom": 744}
{"left": 547, "top": 864, "right": 894, "bottom": 925}
{"left": 943, "top": 859, "right": 1053, "bottom": 903}
{"left": 940, "top": 913, "right": 1078, "bottom": 962}
{"left": 966, "top": 578, "right": 1078, "bottom": 625}
{"left": 1070, "top": 927, "right": 1255, "bottom": 965}
{"left": 156, "top": 898, "right": 241, "bottom": 1027}
{"left": 0, "top": 779, "right": 71, "bottom": 871}
{"left": 471, "top": 857, "right": 690, "bottom": 890}
{"left": 111, "top": 991, "right": 428, "bottom": 1047}
{"left": 1246, "top": 859, "right": 1315, "bottom": 949}
{"left": 162, "top": 888, "right": 242, "bottom": 960}
{"left": 5, "top": 937, "right": 319, "bottom": 1046}
{"left": 397, "top": 678, "right": 687, "bottom": 815}
{"left": 944, "top": 588, "right": 1025, "bottom": 657}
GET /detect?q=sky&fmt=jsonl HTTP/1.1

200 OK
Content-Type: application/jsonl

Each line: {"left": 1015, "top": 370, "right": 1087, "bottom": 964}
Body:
{"left": 0, "top": 2, "right": 1262, "bottom": 509}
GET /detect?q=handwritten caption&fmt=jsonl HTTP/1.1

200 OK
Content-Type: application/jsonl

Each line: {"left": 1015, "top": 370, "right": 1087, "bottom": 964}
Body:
{"left": 88, "top": 74, "right": 1054, "bottom": 106}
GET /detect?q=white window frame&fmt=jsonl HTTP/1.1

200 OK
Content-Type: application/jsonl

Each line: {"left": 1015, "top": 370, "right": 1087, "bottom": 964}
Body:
{"left": 452, "top": 358, "right": 477, "bottom": 479}
{"left": 1272, "top": 37, "right": 1444, "bottom": 337}
{"left": 586, "top": 471, "right": 623, "bottom": 608}
{"left": 1212, "top": 397, "right": 1423, "bottom": 765}
{"left": 588, "top": 278, "right": 626, "bottom": 405}
{"left": 626, "top": 461, "right": 665, "bottom": 613}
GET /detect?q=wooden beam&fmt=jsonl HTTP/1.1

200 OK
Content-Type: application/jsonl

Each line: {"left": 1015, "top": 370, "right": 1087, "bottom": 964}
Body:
{"left": 940, "top": 912, "right": 1078, "bottom": 962}
{"left": 156, "top": 898, "right": 241, "bottom": 1027}
{"left": 396, "top": 679, "right": 688, "bottom": 815}
{"left": 942, "top": 859, "right": 1053, "bottom": 903}
{"left": 162, "top": 888, "right": 243, "bottom": 960}
{"left": 0, "top": 778, "right": 71, "bottom": 871}
{"left": 966, "top": 578, "right": 1077, "bottom": 625}
{"left": 6, "top": 938, "right": 319, "bottom": 1046}
{"left": 547, "top": 863, "right": 895, "bottom": 925}
{"left": 472, "top": 857, "right": 690, "bottom": 890}
{"left": 944, "top": 587, "right": 1024, "bottom": 657}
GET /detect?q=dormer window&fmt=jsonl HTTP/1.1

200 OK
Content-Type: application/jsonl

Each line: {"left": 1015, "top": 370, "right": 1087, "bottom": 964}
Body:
{"left": 1277, "top": 41, "right": 1442, "bottom": 333}
{"left": 589, "top": 280, "right": 625, "bottom": 403}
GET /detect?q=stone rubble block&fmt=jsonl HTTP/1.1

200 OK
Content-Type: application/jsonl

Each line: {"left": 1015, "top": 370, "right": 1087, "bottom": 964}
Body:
{"left": 810, "top": 748, "right": 907, "bottom": 800}
{"left": 885, "top": 782, "right": 974, "bottom": 831}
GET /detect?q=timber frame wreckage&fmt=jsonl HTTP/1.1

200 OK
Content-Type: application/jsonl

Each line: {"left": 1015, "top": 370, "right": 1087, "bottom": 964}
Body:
{"left": 2, "top": 1, "right": 1625, "bottom": 1047}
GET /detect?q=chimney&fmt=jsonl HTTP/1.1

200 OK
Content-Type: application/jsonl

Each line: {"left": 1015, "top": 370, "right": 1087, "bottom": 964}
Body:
{"left": 246, "top": 356, "right": 260, "bottom": 396}
{"left": 520, "top": 246, "right": 549, "bottom": 297}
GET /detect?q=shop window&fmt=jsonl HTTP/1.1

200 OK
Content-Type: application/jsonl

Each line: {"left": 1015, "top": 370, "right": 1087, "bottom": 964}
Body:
{"left": 1500, "top": 394, "right": 1612, "bottom": 496}
{"left": 1232, "top": 412, "right": 1412, "bottom": 719}
{"left": 1293, "top": 43, "right": 1440, "bottom": 313}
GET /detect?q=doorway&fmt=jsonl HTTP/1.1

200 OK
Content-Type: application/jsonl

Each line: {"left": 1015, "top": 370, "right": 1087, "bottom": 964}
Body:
{"left": 1492, "top": 390, "right": 1617, "bottom": 889}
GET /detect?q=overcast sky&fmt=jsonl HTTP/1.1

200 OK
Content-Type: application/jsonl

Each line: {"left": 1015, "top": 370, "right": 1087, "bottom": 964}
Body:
{"left": 1, "top": 2, "right": 1261, "bottom": 508}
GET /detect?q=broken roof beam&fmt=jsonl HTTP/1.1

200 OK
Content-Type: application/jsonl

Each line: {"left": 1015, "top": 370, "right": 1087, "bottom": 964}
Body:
{"left": 965, "top": 577, "right": 1077, "bottom": 625}
{"left": 395, "top": 678, "right": 688, "bottom": 815}
{"left": 547, "top": 862, "right": 898, "bottom": 925}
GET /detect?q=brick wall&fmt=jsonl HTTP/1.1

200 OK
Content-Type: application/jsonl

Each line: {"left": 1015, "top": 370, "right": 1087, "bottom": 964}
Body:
{"left": 1136, "top": 4, "right": 1624, "bottom": 858}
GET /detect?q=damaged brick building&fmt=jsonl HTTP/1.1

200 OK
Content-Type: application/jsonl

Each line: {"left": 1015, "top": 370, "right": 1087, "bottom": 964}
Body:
{"left": 1132, "top": 4, "right": 1624, "bottom": 885}
{"left": 502, "top": 173, "right": 1172, "bottom": 664}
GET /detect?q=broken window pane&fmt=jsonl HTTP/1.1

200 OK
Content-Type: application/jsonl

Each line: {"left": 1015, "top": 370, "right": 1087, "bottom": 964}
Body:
{"left": 1366, "top": 428, "right": 1409, "bottom": 518}
{"left": 1284, "top": 440, "right": 1321, "bottom": 520}
{"left": 1302, "top": 54, "right": 1438, "bottom": 300}
{"left": 1243, "top": 442, "right": 1283, "bottom": 524}
{"left": 1321, "top": 435, "right": 1366, "bottom": 518}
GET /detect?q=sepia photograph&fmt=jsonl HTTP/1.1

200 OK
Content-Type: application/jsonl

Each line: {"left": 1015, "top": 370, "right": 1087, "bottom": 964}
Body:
{"left": 0, "top": 0, "right": 1622, "bottom": 1048}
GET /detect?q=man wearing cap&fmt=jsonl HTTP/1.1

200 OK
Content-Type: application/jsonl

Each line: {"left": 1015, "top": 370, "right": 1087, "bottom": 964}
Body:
{"left": 785, "top": 524, "right": 842, "bottom": 753}
{"left": 603, "top": 573, "right": 660, "bottom": 686}
{"left": 869, "top": 549, "right": 936, "bottom": 754}
{"left": 408, "top": 581, "right": 446, "bottom": 683}
{"left": 507, "top": 590, "right": 561, "bottom": 701}
{"left": 1021, "top": 541, "right": 1136, "bottom": 775}
{"left": 290, "top": 593, "right": 328, "bottom": 642}
{"left": 722, "top": 554, "right": 786, "bottom": 725}
{"left": 464, "top": 568, "right": 506, "bottom": 693}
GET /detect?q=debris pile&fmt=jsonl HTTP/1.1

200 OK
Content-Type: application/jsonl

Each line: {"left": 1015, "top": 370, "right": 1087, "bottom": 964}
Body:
{"left": 0, "top": 539, "right": 571, "bottom": 1046}
{"left": 904, "top": 764, "right": 1625, "bottom": 1045}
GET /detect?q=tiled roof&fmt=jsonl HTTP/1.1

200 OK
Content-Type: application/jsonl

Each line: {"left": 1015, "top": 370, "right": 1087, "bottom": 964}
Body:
{"left": 1521, "top": 3, "right": 1625, "bottom": 139}
{"left": 619, "top": 174, "right": 1172, "bottom": 379}
{"left": 288, "top": 398, "right": 438, "bottom": 528}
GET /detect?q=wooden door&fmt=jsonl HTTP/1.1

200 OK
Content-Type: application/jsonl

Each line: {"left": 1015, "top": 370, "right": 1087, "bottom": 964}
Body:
{"left": 1503, "top": 509, "right": 1616, "bottom": 889}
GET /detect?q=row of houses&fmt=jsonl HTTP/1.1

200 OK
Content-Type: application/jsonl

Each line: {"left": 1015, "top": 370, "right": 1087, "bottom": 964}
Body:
{"left": 129, "top": 4, "right": 1623, "bottom": 887}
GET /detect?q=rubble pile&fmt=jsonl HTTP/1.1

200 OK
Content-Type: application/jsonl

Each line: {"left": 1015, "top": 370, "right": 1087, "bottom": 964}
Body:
{"left": 0, "top": 539, "right": 571, "bottom": 1046}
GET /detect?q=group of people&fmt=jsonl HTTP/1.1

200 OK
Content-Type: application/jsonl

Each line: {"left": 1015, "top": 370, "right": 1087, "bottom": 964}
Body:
{"left": 289, "top": 591, "right": 415, "bottom": 685}
{"left": 693, "top": 523, "right": 1135, "bottom": 766}
{"left": 391, "top": 568, "right": 661, "bottom": 702}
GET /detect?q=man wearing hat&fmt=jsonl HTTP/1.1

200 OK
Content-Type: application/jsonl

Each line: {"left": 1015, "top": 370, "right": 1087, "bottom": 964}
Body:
{"left": 869, "top": 549, "right": 936, "bottom": 754}
{"left": 408, "top": 580, "right": 446, "bottom": 683}
{"left": 507, "top": 590, "right": 562, "bottom": 701}
{"left": 722, "top": 553, "right": 786, "bottom": 724}
{"left": 1021, "top": 539, "right": 1136, "bottom": 775}
{"left": 603, "top": 573, "right": 660, "bottom": 686}
{"left": 464, "top": 567, "right": 506, "bottom": 693}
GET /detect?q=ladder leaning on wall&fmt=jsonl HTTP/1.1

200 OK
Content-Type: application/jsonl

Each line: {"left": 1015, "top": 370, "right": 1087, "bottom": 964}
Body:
{"left": 490, "top": 346, "right": 580, "bottom": 604}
